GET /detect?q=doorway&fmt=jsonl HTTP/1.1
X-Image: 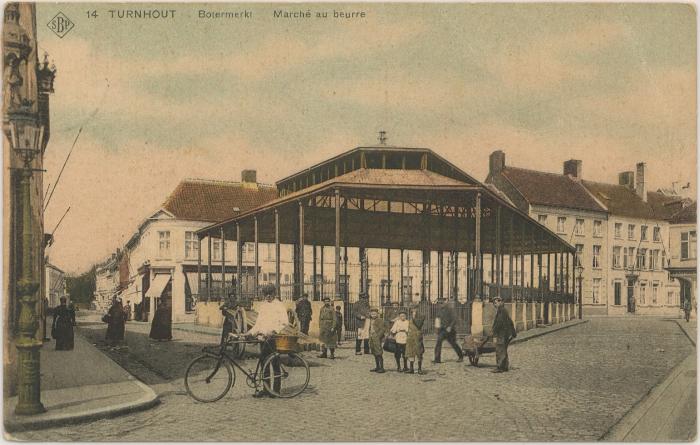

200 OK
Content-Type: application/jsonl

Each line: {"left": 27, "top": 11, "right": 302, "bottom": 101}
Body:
{"left": 627, "top": 280, "right": 635, "bottom": 313}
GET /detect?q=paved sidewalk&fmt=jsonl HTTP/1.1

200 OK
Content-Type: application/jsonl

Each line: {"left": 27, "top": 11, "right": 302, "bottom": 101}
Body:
{"left": 4, "top": 332, "right": 158, "bottom": 434}
{"left": 602, "top": 319, "right": 697, "bottom": 441}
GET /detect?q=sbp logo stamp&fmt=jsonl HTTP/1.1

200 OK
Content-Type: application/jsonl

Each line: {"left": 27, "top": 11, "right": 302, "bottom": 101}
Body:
{"left": 47, "top": 12, "right": 74, "bottom": 38}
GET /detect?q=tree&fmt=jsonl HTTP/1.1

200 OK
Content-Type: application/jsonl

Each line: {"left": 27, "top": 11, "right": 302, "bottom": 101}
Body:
{"left": 65, "top": 266, "right": 96, "bottom": 308}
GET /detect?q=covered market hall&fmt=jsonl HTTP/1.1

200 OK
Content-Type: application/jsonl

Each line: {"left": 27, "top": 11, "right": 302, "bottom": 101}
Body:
{"left": 195, "top": 144, "right": 578, "bottom": 337}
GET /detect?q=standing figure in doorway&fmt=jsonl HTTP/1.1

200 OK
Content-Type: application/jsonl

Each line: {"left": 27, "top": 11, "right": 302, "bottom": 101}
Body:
{"left": 684, "top": 297, "right": 692, "bottom": 322}
{"left": 150, "top": 298, "right": 173, "bottom": 341}
{"left": 52, "top": 297, "right": 76, "bottom": 350}
{"left": 433, "top": 298, "right": 464, "bottom": 363}
{"left": 354, "top": 292, "right": 371, "bottom": 355}
{"left": 295, "top": 293, "right": 313, "bottom": 335}
{"left": 318, "top": 297, "right": 337, "bottom": 359}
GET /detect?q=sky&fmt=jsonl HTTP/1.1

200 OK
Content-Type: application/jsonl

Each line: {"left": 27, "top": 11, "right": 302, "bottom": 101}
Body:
{"left": 35, "top": 3, "right": 697, "bottom": 275}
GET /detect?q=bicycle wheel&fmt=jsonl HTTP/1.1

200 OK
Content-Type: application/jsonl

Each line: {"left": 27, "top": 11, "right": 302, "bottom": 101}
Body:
{"left": 262, "top": 352, "right": 310, "bottom": 398}
{"left": 185, "top": 354, "right": 235, "bottom": 402}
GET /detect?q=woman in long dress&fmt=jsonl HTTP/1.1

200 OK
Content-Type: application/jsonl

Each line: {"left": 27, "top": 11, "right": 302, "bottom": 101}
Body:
{"left": 52, "top": 297, "right": 76, "bottom": 350}
{"left": 149, "top": 298, "right": 172, "bottom": 341}
{"left": 105, "top": 299, "right": 127, "bottom": 346}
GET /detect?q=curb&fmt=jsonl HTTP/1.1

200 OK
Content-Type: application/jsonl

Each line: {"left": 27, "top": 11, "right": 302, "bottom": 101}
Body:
{"left": 4, "top": 381, "right": 159, "bottom": 433}
{"left": 510, "top": 319, "right": 589, "bottom": 346}
{"left": 672, "top": 319, "right": 697, "bottom": 346}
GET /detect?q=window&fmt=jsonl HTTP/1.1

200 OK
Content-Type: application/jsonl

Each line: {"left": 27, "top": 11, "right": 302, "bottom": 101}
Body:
{"left": 158, "top": 231, "right": 171, "bottom": 257}
{"left": 575, "top": 219, "right": 585, "bottom": 236}
{"left": 651, "top": 250, "right": 660, "bottom": 270}
{"left": 681, "top": 231, "right": 697, "bottom": 260}
{"left": 668, "top": 291, "right": 675, "bottom": 305}
{"left": 538, "top": 215, "right": 548, "bottom": 226}
{"left": 636, "top": 248, "right": 646, "bottom": 270}
{"left": 628, "top": 224, "right": 636, "bottom": 240}
{"left": 639, "top": 283, "right": 647, "bottom": 305}
{"left": 575, "top": 244, "right": 584, "bottom": 267}
{"left": 653, "top": 227, "right": 661, "bottom": 242}
{"left": 185, "top": 232, "right": 199, "bottom": 259}
{"left": 613, "top": 246, "right": 622, "bottom": 268}
{"left": 284, "top": 274, "right": 290, "bottom": 283}
{"left": 246, "top": 242, "right": 255, "bottom": 253}
{"left": 593, "top": 220, "right": 602, "bottom": 237}
{"left": 615, "top": 223, "right": 622, "bottom": 239}
{"left": 266, "top": 244, "right": 274, "bottom": 261}
{"left": 614, "top": 282, "right": 622, "bottom": 306}
{"left": 592, "top": 278, "right": 601, "bottom": 304}
{"left": 557, "top": 217, "right": 566, "bottom": 234}
{"left": 640, "top": 226, "right": 648, "bottom": 241}
{"left": 592, "top": 245, "right": 601, "bottom": 269}
{"left": 627, "top": 247, "right": 635, "bottom": 269}
{"left": 212, "top": 239, "right": 222, "bottom": 261}
{"left": 623, "top": 247, "right": 628, "bottom": 268}
{"left": 652, "top": 283, "right": 659, "bottom": 304}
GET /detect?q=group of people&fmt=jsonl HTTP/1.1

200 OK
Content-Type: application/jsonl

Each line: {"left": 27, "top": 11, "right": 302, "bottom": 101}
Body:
{"left": 102, "top": 296, "right": 173, "bottom": 347}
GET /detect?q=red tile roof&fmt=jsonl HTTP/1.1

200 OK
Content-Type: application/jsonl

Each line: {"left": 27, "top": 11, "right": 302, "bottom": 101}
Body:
{"left": 501, "top": 167, "right": 606, "bottom": 213}
{"left": 162, "top": 179, "right": 278, "bottom": 222}
{"left": 670, "top": 202, "right": 697, "bottom": 224}
{"left": 583, "top": 180, "right": 683, "bottom": 220}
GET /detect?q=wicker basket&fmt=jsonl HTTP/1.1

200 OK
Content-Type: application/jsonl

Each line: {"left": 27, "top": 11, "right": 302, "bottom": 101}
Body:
{"left": 273, "top": 335, "right": 299, "bottom": 352}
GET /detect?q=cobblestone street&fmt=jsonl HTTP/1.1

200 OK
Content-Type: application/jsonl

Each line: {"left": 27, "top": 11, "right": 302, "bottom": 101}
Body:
{"left": 14, "top": 317, "right": 694, "bottom": 441}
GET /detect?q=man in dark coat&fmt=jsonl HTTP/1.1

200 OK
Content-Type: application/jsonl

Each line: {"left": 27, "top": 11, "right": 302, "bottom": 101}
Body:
{"left": 295, "top": 293, "right": 313, "bottom": 335}
{"left": 354, "top": 293, "right": 371, "bottom": 355}
{"left": 335, "top": 305, "right": 343, "bottom": 345}
{"left": 491, "top": 296, "right": 517, "bottom": 372}
{"left": 433, "top": 298, "right": 464, "bottom": 363}
{"left": 52, "top": 297, "right": 75, "bottom": 350}
{"left": 318, "top": 297, "right": 337, "bottom": 359}
{"left": 149, "top": 298, "right": 173, "bottom": 341}
{"left": 368, "top": 308, "right": 386, "bottom": 373}
{"left": 105, "top": 298, "right": 127, "bottom": 347}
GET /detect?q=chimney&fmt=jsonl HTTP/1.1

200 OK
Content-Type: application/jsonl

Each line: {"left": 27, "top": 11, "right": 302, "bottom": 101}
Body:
{"left": 241, "top": 170, "right": 257, "bottom": 183}
{"left": 489, "top": 150, "right": 506, "bottom": 176}
{"left": 563, "top": 159, "right": 582, "bottom": 179}
{"left": 241, "top": 169, "right": 258, "bottom": 189}
{"left": 618, "top": 171, "right": 635, "bottom": 189}
{"left": 635, "top": 162, "right": 647, "bottom": 202}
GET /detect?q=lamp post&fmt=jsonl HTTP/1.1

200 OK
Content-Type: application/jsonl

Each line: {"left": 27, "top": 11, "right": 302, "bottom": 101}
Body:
{"left": 12, "top": 133, "right": 46, "bottom": 415}
{"left": 575, "top": 264, "right": 584, "bottom": 320}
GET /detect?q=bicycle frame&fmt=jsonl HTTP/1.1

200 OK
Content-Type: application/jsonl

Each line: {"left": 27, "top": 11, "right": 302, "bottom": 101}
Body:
{"left": 203, "top": 338, "right": 268, "bottom": 389}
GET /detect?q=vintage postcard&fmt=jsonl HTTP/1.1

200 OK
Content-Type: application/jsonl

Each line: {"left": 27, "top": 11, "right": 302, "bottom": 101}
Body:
{"left": 2, "top": 1, "right": 697, "bottom": 441}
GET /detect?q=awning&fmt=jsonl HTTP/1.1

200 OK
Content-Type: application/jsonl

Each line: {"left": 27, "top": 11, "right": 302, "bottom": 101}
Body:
{"left": 124, "top": 279, "right": 143, "bottom": 305}
{"left": 145, "top": 274, "right": 171, "bottom": 300}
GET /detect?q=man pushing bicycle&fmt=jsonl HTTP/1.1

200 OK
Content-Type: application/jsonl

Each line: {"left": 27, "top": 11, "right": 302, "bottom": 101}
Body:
{"left": 233, "top": 284, "right": 289, "bottom": 398}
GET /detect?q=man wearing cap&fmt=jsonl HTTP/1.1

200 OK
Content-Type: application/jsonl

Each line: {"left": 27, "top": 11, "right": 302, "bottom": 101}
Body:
{"left": 354, "top": 292, "right": 371, "bottom": 355}
{"left": 318, "top": 297, "right": 337, "bottom": 359}
{"left": 490, "top": 296, "right": 517, "bottom": 373}
{"left": 433, "top": 298, "right": 464, "bottom": 363}
{"left": 368, "top": 307, "right": 386, "bottom": 373}
{"left": 295, "top": 293, "right": 313, "bottom": 335}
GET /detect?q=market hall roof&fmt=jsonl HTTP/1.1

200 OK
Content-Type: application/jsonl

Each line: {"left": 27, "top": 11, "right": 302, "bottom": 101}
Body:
{"left": 198, "top": 166, "right": 575, "bottom": 254}
{"left": 499, "top": 167, "right": 606, "bottom": 213}
{"left": 162, "top": 178, "right": 278, "bottom": 223}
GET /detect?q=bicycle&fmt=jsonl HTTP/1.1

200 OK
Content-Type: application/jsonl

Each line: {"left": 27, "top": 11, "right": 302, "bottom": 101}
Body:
{"left": 184, "top": 334, "right": 310, "bottom": 402}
